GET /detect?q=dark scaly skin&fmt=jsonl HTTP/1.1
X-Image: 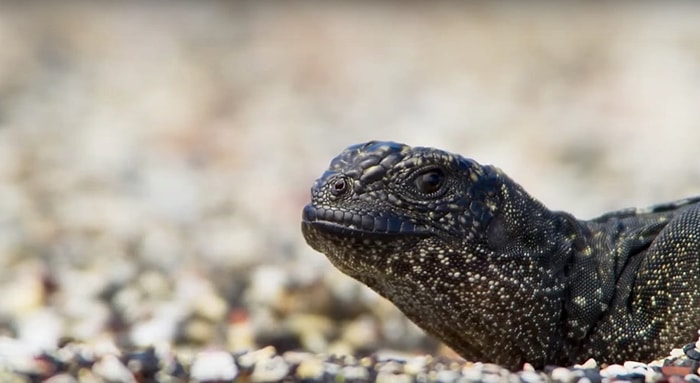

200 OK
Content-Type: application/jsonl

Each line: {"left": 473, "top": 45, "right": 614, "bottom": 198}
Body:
{"left": 301, "top": 141, "right": 700, "bottom": 369}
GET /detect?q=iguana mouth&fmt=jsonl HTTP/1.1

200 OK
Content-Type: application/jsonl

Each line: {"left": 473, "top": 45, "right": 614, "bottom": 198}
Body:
{"left": 301, "top": 204, "right": 430, "bottom": 238}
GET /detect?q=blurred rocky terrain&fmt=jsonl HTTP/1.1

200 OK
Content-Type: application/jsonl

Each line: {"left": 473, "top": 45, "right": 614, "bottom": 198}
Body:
{"left": 0, "top": 2, "right": 699, "bottom": 380}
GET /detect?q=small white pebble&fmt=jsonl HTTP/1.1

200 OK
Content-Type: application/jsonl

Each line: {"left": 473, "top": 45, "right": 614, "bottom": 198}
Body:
{"left": 376, "top": 360, "right": 404, "bottom": 374}
{"left": 601, "top": 364, "right": 626, "bottom": 377}
{"left": 574, "top": 358, "right": 598, "bottom": 369}
{"left": 93, "top": 354, "right": 136, "bottom": 383}
{"left": 43, "top": 373, "right": 78, "bottom": 383}
{"left": 237, "top": 346, "right": 277, "bottom": 369}
{"left": 245, "top": 267, "right": 288, "bottom": 305}
{"left": 129, "top": 303, "right": 182, "bottom": 347}
{"left": 435, "top": 369, "right": 460, "bottom": 383}
{"left": 461, "top": 363, "right": 483, "bottom": 380}
{"left": 323, "top": 362, "right": 341, "bottom": 376}
{"left": 404, "top": 356, "right": 429, "bottom": 375}
{"left": 18, "top": 308, "right": 64, "bottom": 350}
{"left": 342, "top": 365, "right": 370, "bottom": 380}
{"left": 190, "top": 350, "right": 238, "bottom": 382}
{"left": 519, "top": 370, "right": 542, "bottom": 383}
{"left": 0, "top": 337, "right": 42, "bottom": 377}
{"left": 295, "top": 358, "right": 324, "bottom": 380}
{"left": 251, "top": 355, "right": 289, "bottom": 382}
{"left": 551, "top": 367, "right": 573, "bottom": 382}
{"left": 646, "top": 369, "right": 663, "bottom": 382}
{"left": 192, "top": 288, "right": 228, "bottom": 322}
{"left": 623, "top": 361, "right": 647, "bottom": 370}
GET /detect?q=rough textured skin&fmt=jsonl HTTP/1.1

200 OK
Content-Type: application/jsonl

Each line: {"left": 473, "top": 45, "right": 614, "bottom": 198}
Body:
{"left": 301, "top": 141, "right": 700, "bottom": 369}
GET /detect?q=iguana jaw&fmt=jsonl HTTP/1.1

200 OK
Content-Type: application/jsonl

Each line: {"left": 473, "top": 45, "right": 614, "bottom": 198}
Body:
{"left": 301, "top": 204, "right": 431, "bottom": 238}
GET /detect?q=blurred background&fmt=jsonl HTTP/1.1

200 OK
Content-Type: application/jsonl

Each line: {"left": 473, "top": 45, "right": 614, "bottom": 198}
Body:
{"left": 0, "top": 1, "right": 699, "bottom": 359}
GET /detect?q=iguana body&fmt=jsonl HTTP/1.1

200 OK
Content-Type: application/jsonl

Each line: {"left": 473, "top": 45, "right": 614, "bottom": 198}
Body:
{"left": 301, "top": 141, "right": 700, "bottom": 369}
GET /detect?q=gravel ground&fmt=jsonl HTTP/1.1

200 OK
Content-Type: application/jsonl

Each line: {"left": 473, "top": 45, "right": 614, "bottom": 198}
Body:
{"left": 0, "top": 2, "right": 700, "bottom": 382}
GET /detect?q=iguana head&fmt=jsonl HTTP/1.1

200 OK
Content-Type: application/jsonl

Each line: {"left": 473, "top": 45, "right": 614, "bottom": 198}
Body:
{"left": 301, "top": 140, "right": 500, "bottom": 279}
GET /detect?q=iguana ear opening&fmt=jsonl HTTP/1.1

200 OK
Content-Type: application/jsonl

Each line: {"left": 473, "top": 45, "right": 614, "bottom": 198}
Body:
{"left": 486, "top": 213, "right": 510, "bottom": 252}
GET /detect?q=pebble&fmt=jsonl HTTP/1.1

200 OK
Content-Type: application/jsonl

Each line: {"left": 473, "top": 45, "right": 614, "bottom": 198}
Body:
{"left": 550, "top": 367, "right": 573, "bottom": 382}
{"left": 0, "top": 337, "right": 35, "bottom": 372}
{"left": 286, "top": 313, "right": 334, "bottom": 353}
{"left": 43, "top": 374, "right": 79, "bottom": 383}
{"left": 601, "top": 363, "right": 627, "bottom": 378}
{"left": 296, "top": 357, "right": 325, "bottom": 380}
{"left": 0, "top": 371, "right": 31, "bottom": 383}
{"left": 92, "top": 354, "right": 136, "bottom": 383}
{"left": 191, "top": 285, "right": 228, "bottom": 322}
{"left": 404, "top": 355, "right": 429, "bottom": 375}
{"left": 435, "top": 369, "right": 461, "bottom": 383}
{"left": 250, "top": 354, "right": 290, "bottom": 382}
{"left": 129, "top": 303, "right": 181, "bottom": 347}
{"left": 460, "top": 365, "right": 484, "bottom": 383}
{"left": 238, "top": 345, "right": 278, "bottom": 370}
{"left": 342, "top": 365, "right": 371, "bottom": 381}
{"left": 574, "top": 359, "right": 598, "bottom": 369}
{"left": 190, "top": 350, "right": 238, "bottom": 382}
{"left": 376, "top": 371, "right": 413, "bottom": 383}
{"left": 322, "top": 360, "right": 342, "bottom": 378}
{"left": 246, "top": 266, "right": 289, "bottom": 307}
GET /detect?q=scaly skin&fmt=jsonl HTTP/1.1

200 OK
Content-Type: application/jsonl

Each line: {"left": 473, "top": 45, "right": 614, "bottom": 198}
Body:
{"left": 301, "top": 141, "right": 700, "bottom": 369}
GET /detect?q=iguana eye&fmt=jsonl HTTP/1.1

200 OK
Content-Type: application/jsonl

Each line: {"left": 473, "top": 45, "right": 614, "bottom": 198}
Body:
{"left": 330, "top": 176, "right": 349, "bottom": 197}
{"left": 414, "top": 168, "right": 445, "bottom": 194}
